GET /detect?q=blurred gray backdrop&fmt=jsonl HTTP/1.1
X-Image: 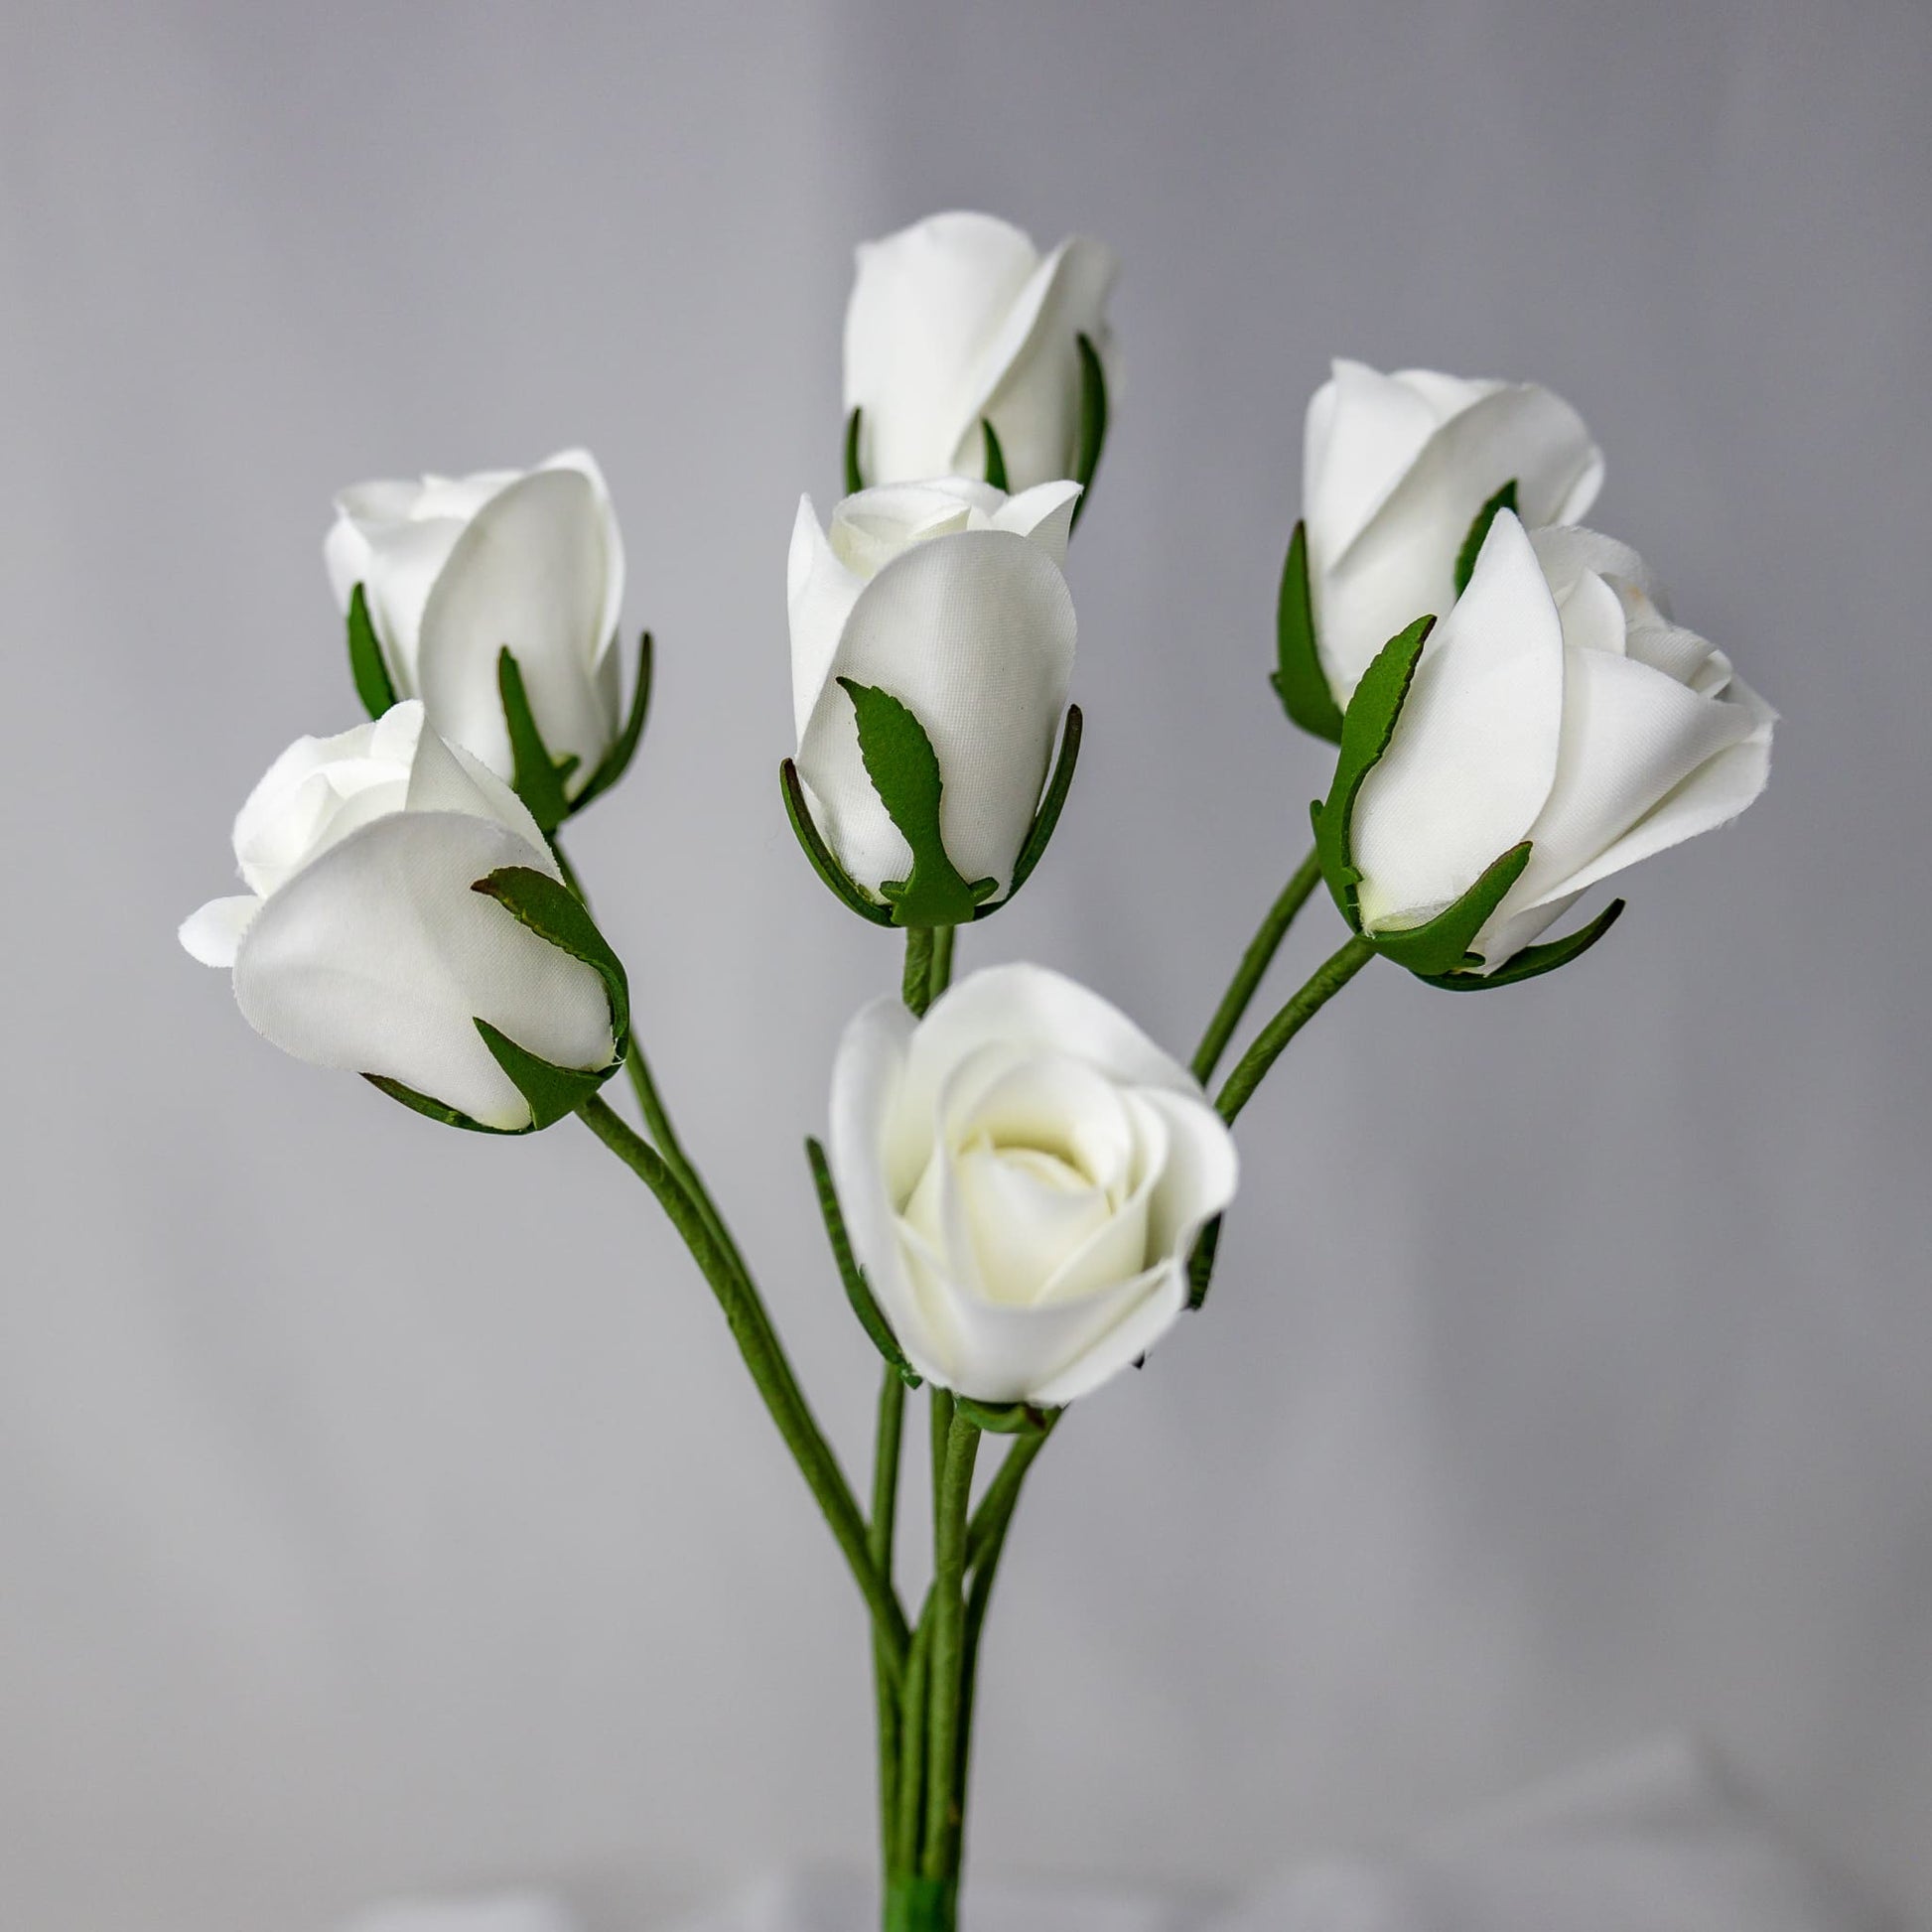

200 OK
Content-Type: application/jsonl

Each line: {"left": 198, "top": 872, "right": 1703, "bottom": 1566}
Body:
{"left": 3, "top": 2, "right": 1928, "bottom": 1928}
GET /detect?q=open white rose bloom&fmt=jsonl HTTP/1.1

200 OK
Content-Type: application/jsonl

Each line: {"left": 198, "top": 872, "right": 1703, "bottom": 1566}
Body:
{"left": 177, "top": 202, "right": 1781, "bottom": 1932}
{"left": 325, "top": 450, "right": 626, "bottom": 790}
{"left": 1306, "top": 359, "right": 1603, "bottom": 708}
{"left": 788, "top": 477, "right": 1081, "bottom": 900}
{"left": 179, "top": 702, "right": 617, "bottom": 1130}
{"left": 830, "top": 965, "right": 1238, "bottom": 1405}
{"left": 1348, "top": 511, "right": 1776, "bottom": 969}
{"left": 845, "top": 210, "right": 1116, "bottom": 490}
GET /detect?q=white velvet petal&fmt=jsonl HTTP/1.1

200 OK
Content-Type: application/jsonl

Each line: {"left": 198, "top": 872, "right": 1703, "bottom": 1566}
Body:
{"left": 179, "top": 894, "right": 260, "bottom": 968}
{"left": 1028, "top": 1262, "right": 1190, "bottom": 1407}
{"left": 991, "top": 480, "right": 1083, "bottom": 565}
{"left": 1137, "top": 1086, "right": 1240, "bottom": 1265}
{"left": 231, "top": 811, "right": 614, "bottom": 1131}
{"left": 416, "top": 469, "right": 613, "bottom": 784}
{"left": 968, "top": 235, "right": 1118, "bottom": 489}
{"left": 1530, "top": 524, "right": 1657, "bottom": 608}
{"left": 357, "top": 515, "right": 469, "bottom": 693}
{"left": 844, "top": 211, "right": 1042, "bottom": 485}
{"left": 1351, "top": 511, "right": 1566, "bottom": 931}
{"left": 787, "top": 496, "right": 866, "bottom": 744}
{"left": 403, "top": 724, "right": 559, "bottom": 870}
{"left": 537, "top": 448, "right": 625, "bottom": 661}
{"left": 1311, "top": 374, "right": 1602, "bottom": 703}
{"left": 826, "top": 997, "right": 936, "bottom": 1370}
{"left": 324, "top": 511, "right": 372, "bottom": 615}
{"left": 795, "top": 531, "right": 1074, "bottom": 896}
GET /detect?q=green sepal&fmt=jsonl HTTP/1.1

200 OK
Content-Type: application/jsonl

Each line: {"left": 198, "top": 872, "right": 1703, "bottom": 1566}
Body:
{"left": 474, "top": 1019, "right": 618, "bottom": 1131}
{"left": 361, "top": 1072, "right": 509, "bottom": 1135}
{"left": 1186, "top": 1213, "right": 1223, "bottom": 1311}
{"left": 838, "top": 677, "right": 998, "bottom": 928}
{"left": 571, "top": 630, "right": 653, "bottom": 812}
{"left": 1005, "top": 704, "right": 1083, "bottom": 901}
{"left": 346, "top": 583, "right": 398, "bottom": 720}
{"left": 779, "top": 758, "right": 895, "bottom": 925}
{"left": 980, "top": 418, "right": 1009, "bottom": 491}
{"left": 497, "top": 647, "right": 581, "bottom": 836}
{"left": 1270, "top": 521, "right": 1344, "bottom": 743}
{"left": 954, "top": 1396, "right": 1059, "bottom": 1436}
{"left": 845, "top": 407, "right": 865, "bottom": 495}
{"left": 805, "top": 1137, "right": 920, "bottom": 1387}
{"left": 1417, "top": 896, "right": 1625, "bottom": 990}
{"left": 470, "top": 865, "right": 630, "bottom": 1048}
{"left": 1454, "top": 479, "right": 1519, "bottom": 597}
{"left": 1311, "top": 614, "right": 1436, "bottom": 929}
{"left": 1070, "top": 331, "right": 1108, "bottom": 532}
{"left": 1370, "top": 841, "right": 1532, "bottom": 977}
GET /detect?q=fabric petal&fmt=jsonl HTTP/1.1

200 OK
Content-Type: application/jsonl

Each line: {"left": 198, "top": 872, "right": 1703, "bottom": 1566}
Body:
{"left": 991, "top": 480, "right": 1084, "bottom": 565}
{"left": 1352, "top": 511, "right": 1566, "bottom": 931}
{"left": 179, "top": 895, "right": 260, "bottom": 969}
{"left": 787, "top": 496, "right": 866, "bottom": 745}
{"left": 416, "top": 469, "right": 611, "bottom": 783}
{"left": 795, "top": 530, "right": 1074, "bottom": 895}
{"left": 538, "top": 448, "right": 625, "bottom": 664}
{"left": 231, "top": 811, "right": 615, "bottom": 1130}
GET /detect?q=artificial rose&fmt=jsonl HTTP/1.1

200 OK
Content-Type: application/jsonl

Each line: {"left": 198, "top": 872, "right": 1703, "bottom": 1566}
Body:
{"left": 788, "top": 477, "right": 1081, "bottom": 901}
{"left": 1346, "top": 510, "right": 1775, "bottom": 970}
{"left": 324, "top": 449, "right": 625, "bottom": 789}
{"left": 1305, "top": 359, "right": 1604, "bottom": 707}
{"left": 845, "top": 210, "right": 1116, "bottom": 491}
{"left": 828, "top": 964, "right": 1238, "bottom": 1406}
{"left": 180, "top": 701, "right": 618, "bottom": 1130}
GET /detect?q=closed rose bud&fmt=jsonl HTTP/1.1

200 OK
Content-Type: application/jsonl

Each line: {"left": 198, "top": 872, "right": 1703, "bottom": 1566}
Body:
{"left": 788, "top": 478, "right": 1081, "bottom": 903}
{"left": 829, "top": 964, "right": 1238, "bottom": 1406}
{"left": 1346, "top": 511, "right": 1775, "bottom": 971}
{"left": 845, "top": 211, "right": 1116, "bottom": 491}
{"left": 1305, "top": 359, "right": 1603, "bottom": 708}
{"left": 324, "top": 450, "right": 625, "bottom": 790}
{"left": 180, "top": 701, "right": 618, "bottom": 1130}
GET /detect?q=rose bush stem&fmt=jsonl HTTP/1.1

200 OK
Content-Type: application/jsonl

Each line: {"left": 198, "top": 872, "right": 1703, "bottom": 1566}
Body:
{"left": 922, "top": 1410, "right": 982, "bottom": 1879}
{"left": 1215, "top": 933, "right": 1378, "bottom": 1125}
{"left": 871, "top": 1369, "right": 906, "bottom": 1863}
{"left": 575, "top": 1093, "right": 908, "bottom": 1671}
{"left": 1190, "top": 845, "right": 1323, "bottom": 1083}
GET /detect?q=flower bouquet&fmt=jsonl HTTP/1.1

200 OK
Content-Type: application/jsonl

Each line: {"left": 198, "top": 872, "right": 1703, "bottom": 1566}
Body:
{"left": 182, "top": 210, "right": 1773, "bottom": 1931}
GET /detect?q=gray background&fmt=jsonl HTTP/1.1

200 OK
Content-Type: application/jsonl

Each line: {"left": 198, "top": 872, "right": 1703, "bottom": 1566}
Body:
{"left": 3, "top": 2, "right": 1928, "bottom": 1927}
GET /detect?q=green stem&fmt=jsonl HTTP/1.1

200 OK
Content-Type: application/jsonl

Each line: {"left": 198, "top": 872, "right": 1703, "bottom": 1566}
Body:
{"left": 893, "top": 1611, "right": 935, "bottom": 1876}
{"left": 1214, "top": 932, "right": 1377, "bottom": 1125}
{"left": 927, "top": 924, "right": 956, "bottom": 1008}
{"left": 870, "top": 1369, "right": 906, "bottom": 1863}
{"left": 576, "top": 1094, "right": 907, "bottom": 1673}
{"left": 1190, "top": 846, "right": 1322, "bottom": 1084}
{"left": 902, "top": 927, "right": 937, "bottom": 1018}
{"left": 922, "top": 1410, "right": 981, "bottom": 1878}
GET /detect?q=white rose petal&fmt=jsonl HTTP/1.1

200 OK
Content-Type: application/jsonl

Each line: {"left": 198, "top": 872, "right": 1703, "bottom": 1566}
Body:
{"left": 844, "top": 210, "right": 1116, "bottom": 491}
{"left": 829, "top": 964, "right": 1237, "bottom": 1406}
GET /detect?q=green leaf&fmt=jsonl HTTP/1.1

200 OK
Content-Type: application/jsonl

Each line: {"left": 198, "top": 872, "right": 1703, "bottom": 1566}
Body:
{"left": 1417, "top": 896, "right": 1625, "bottom": 990}
{"left": 470, "top": 864, "right": 630, "bottom": 1048}
{"left": 1371, "top": 840, "right": 1534, "bottom": 977}
{"left": 496, "top": 647, "right": 580, "bottom": 835}
{"left": 1453, "top": 479, "right": 1519, "bottom": 597}
{"left": 1004, "top": 703, "right": 1082, "bottom": 902}
{"left": 1271, "top": 519, "right": 1344, "bottom": 743}
{"left": 572, "top": 630, "right": 653, "bottom": 812}
{"left": 838, "top": 677, "right": 998, "bottom": 928}
{"left": 1069, "top": 332, "right": 1108, "bottom": 531}
{"left": 955, "top": 1396, "right": 1058, "bottom": 1436}
{"left": 362, "top": 1072, "right": 512, "bottom": 1135}
{"left": 845, "top": 406, "right": 865, "bottom": 495}
{"left": 1311, "top": 614, "right": 1436, "bottom": 930}
{"left": 1186, "top": 1212, "right": 1223, "bottom": 1311}
{"left": 980, "top": 417, "right": 1009, "bottom": 491}
{"left": 346, "top": 583, "right": 398, "bottom": 720}
{"left": 806, "top": 1138, "right": 920, "bottom": 1387}
{"left": 474, "top": 1019, "right": 616, "bottom": 1131}
{"left": 778, "top": 758, "right": 895, "bottom": 925}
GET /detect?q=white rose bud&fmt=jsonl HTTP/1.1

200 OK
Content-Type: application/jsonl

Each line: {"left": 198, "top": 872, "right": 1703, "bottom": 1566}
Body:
{"left": 324, "top": 450, "right": 625, "bottom": 789}
{"left": 180, "top": 701, "right": 618, "bottom": 1130}
{"left": 1346, "top": 510, "right": 1775, "bottom": 971}
{"left": 829, "top": 964, "right": 1238, "bottom": 1406}
{"left": 1305, "top": 359, "right": 1603, "bottom": 708}
{"left": 788, "top": 478, "right": 1081, "bottom": 903}
{"left": 845, "top": 211, "right": 1116, "bottom": 491}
